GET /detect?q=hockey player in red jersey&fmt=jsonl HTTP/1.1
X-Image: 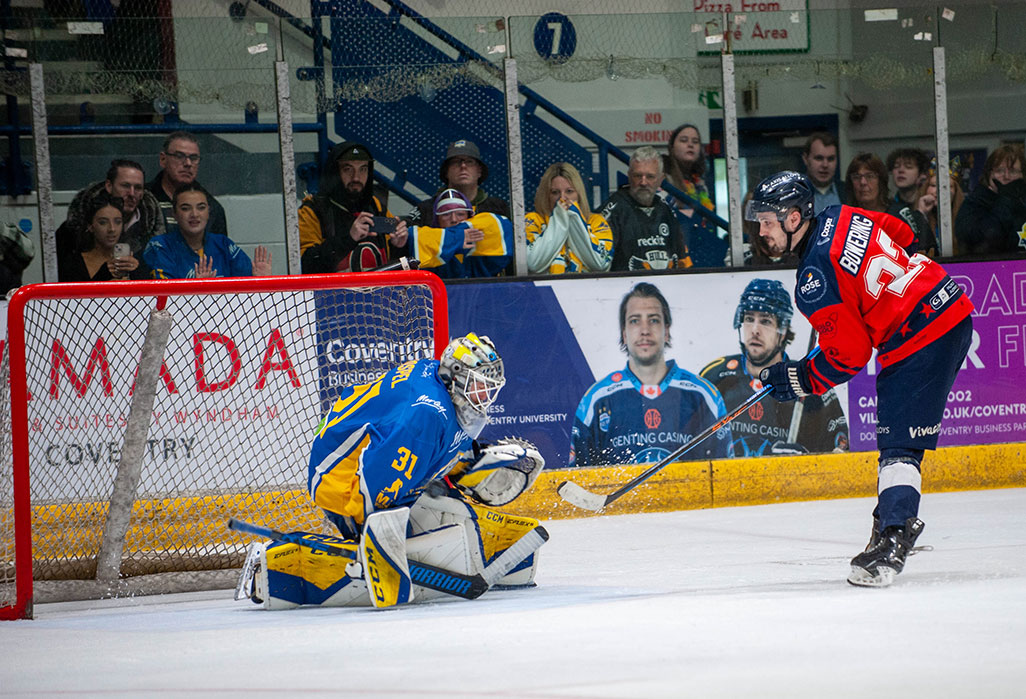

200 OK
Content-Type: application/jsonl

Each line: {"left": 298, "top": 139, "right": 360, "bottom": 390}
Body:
{"left": 746, "top": 171, "right": 974, "bottom": 587}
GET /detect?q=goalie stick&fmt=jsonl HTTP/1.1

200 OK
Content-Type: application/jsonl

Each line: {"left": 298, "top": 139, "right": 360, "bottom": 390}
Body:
{"left": 557, "top": 386, "right": 772, "bottom": 512}
{"left": 558, "top": 347, "right": 822, "bottom": 512}
{"left": 227, "top": 517, "right": 548, "bottom": 600}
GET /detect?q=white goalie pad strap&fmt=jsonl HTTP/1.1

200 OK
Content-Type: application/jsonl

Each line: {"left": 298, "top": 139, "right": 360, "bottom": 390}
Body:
{"left": 878, "top": 460, "right": 922, "bottom": 494}
{"left": 458, "top": 438, "right": 544, "bottom": 506}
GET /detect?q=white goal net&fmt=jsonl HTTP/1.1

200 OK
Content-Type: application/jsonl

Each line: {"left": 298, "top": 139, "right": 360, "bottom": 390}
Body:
{"left": 1, "top": 271, "right": 446, "bottom": 619}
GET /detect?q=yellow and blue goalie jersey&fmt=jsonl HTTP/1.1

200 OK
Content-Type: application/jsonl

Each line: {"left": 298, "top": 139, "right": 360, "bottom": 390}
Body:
{"left": 308, "top": 359, "right": 475, "bottom": 531}
{"left": 409, "top": 212, "right": 513, "bottom": 278}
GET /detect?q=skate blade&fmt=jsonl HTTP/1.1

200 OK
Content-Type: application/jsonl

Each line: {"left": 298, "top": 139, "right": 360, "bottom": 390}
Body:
{"left": 847, "top": 564, "right": 896, "bottom": 588}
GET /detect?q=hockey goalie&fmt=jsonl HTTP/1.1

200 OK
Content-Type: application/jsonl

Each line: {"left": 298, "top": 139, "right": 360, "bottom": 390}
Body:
{"left": 236, "top": 333, "right": 548, "bottom": 609}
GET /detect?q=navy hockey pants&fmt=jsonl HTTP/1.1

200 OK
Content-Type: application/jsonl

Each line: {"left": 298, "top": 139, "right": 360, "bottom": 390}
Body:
{"left": 874, "top": 315, "right": 973, "bottom": 528}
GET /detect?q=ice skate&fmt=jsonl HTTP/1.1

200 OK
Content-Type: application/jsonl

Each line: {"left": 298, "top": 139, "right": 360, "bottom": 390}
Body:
{"left": 848, "top": 517, "right": 924, "bottom": 588}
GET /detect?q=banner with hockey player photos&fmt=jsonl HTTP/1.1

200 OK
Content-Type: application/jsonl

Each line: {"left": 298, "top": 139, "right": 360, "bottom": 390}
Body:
{"left": 446, "top": 261, "right": 1026, "bottom": 469}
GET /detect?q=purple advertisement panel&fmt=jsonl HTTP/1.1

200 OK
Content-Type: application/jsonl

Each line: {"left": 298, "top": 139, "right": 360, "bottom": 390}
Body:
{"left": 847, "top": 260, "right": 1026, "bottom": 451}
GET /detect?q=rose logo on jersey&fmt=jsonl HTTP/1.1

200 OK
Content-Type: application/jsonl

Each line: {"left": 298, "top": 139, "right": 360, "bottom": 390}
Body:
{"left": 611, "top": 372, "right": 623, "bottom": 383}
{"left": 644, "top": 408, "right": 662, "bottom": 429}
{"left": 798, "top": 267, "right": 828, "bottom": 303}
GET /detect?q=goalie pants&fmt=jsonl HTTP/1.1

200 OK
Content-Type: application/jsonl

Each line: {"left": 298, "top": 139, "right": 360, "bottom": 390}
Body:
{"left": 873, "top": 315, "right": 973, "bottom": 529}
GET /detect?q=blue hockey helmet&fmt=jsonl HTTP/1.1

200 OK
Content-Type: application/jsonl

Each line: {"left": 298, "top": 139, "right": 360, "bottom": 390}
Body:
{"left": 733, "top": 278, "right": 793, "bottom": 330}
{"left": 744, "top": 171, "right": 816, "bottom": 223}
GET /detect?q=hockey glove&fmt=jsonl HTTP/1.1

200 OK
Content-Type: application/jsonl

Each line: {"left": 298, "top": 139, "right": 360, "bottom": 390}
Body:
{"left": 760, "top": 360, "right": 812, "bottom": 402}
{"left": 456, "top": 438, "right": 544, "bottom": 507}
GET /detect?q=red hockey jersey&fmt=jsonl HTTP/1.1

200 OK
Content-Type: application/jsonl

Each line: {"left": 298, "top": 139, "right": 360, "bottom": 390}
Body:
{"left": 795, "top": 205, "right": 974, "bottom": 393}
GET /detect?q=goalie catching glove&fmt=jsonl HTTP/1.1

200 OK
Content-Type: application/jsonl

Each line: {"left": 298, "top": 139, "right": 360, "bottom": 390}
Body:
{"left": 455, "top": 438, "right": 544, "bottom": 506}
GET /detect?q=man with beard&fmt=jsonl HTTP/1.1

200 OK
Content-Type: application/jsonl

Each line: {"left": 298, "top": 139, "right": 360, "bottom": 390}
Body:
{"left": 569, "top": 282, "right": 729, "bottom": 467}
{"left": 599, "top": 146, "right": 691, "bottom": 271}
{"left": 56, "top": 159, "right": 165, "bottom": 258}
{"left": 700, "top": 279, "right": 848, "bottom": 457}
{"left": 299, "top": 141, "right": 409, "bottom": 273}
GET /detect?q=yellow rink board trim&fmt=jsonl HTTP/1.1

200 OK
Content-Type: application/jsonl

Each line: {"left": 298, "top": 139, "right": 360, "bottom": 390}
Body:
{"left": 22, "top": 442, "right": 1026, "bottom": 559}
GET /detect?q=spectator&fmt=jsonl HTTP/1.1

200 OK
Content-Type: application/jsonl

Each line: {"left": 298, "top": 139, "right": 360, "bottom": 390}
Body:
{"left": 846, "top": 152, "right": 932, "bottom": 253}
{"left": 298, "top": 141, "right": 409, "bottom": 273}
{"left": 147, "top": 131, "right": 229, "bottom": 236}
{"left": 801, "top": 132, "right": 841, "bottom": 213}
{"left": 55, "top": 159, "right": 164, "bottom": 260}
{"left": 569, "top": 281, "right": 729, "bottom": 467}
{"left": 955, "top": 144, "right": 1026, "bottom": 256}
{"left": 144, "top": 183, "right": 271, "bottom": 279}
{"left": 886, "top": 147, "right": 931, "bottom": 207}
{"left": 600, "top": 146, "right": 692, "bottom": 272}
{"left": 844, "top": 152, "right": 890, "bottom": 211}
{"left": 524, "top": 162, "right": 612, "bottom": 274}
{"left": 914, "top": 157, "right": 964, "bottom": 258}
{"left": 407, "top": 189, "right": 513, "bottom": 279}
{"left": 700, "top": 278, "right": 848, "bottom": 456}
{"left": 410, "top": 140, "right": 509, "bottom": 225}
{"left": 57, "top": 190, "right": 150, "bottom": 282}
{"left": 661, "top": 124, "right": 726, "bottom": 267}
{"left": 0, "top": 221, "right": 35, "bottom": 294}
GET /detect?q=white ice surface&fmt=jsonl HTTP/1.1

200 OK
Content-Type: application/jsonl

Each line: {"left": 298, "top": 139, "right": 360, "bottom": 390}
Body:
{"left": 2, "top": 488, "right": 1025, "bottom": 698}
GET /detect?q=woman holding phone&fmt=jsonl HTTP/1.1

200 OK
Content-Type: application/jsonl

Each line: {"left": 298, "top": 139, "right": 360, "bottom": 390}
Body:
{"left": 57, "top": 190, "right": 150, "bottom": 282}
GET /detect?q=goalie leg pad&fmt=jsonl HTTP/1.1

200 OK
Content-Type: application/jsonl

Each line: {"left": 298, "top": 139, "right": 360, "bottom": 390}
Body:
{"left": 251, "top": 536, "right": 367, "bottom": 610}
{"left": 361, "top": 507, "right": 414, "bottom": 608}
{"left": 410, "top": 494, "right": 544, "bottom": 587}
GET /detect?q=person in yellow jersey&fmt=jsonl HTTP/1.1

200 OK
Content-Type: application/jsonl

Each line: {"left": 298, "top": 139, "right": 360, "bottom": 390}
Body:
{"left": 525, "top": 162, "right": 612, "bottom": 274}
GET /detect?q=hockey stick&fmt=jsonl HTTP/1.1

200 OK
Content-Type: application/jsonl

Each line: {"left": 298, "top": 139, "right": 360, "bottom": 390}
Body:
{"left": 786, "top": 330, "right": 819, "bottom": 444}
{"left": 228, "top": 517, "right": 547, "bottom": 600}
{"left": 557, "top": 387, "right": 772, "bottom": 512}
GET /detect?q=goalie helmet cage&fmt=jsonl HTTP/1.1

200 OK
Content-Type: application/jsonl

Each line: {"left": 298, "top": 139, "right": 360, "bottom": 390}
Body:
{"left": 0, "top": 271, "right": 448, "bottom": 620}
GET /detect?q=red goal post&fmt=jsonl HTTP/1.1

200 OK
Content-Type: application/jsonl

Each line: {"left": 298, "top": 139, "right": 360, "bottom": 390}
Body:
{"left": 0, "top": 271, "right": 448, "bottom": 620}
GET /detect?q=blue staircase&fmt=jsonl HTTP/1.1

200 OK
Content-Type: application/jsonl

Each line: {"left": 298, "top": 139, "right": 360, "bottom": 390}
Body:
{"left": 313, "top": 0, "right": 593, "bottom": 207}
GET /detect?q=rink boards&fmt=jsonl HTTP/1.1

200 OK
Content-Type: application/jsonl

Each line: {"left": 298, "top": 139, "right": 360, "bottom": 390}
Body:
{"left": 20, "top": 441, "right": 1024, "bottom": 562}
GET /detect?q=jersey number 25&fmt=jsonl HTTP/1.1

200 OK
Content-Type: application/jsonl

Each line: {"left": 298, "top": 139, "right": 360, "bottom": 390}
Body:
{"left": 864, "top": 233, "right": 929, "bottom": 299}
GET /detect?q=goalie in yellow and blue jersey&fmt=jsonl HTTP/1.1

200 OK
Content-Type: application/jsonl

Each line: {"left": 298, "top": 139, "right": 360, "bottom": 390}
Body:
{"left": 237, "top": 334, "right": 548, "bottom": 610}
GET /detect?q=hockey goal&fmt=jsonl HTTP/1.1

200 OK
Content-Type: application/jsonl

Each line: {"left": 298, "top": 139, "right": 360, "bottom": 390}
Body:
{"left": 0, "top": 271, "right": 447, "bottom": 620}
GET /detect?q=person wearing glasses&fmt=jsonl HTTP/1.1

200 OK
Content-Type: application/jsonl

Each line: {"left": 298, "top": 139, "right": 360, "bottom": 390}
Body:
{"left": 844, "top": 152, "right": 934, "bottom": 256}
{"left": 146, "top": 131, "right": 229, "bottom": 237}
{"left": 955, "top": 144, "right": 1026, "bottom": 256}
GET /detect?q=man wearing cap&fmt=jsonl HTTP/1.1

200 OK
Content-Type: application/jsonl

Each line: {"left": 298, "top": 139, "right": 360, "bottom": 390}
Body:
{"left": 409, "top": 140, "right": 510, "bottom": 225}
{"left": 407, "top": 188, "right": 513, "bottom": 278}
{"left": 299, "top": 141, "right": 409, "bottom": 273}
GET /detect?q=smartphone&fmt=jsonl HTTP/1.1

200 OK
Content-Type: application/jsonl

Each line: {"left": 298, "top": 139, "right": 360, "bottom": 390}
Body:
{"left": 113, "top": 243, "right": 131, "bottom": 259}
{"left": 369, "top": 216, "right": 398, "bottom": 235}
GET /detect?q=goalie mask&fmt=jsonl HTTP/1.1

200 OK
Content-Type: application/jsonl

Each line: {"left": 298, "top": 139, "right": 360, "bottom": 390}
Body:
{"left": 439, "top": 333, "right": 505, "bottom": 439}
